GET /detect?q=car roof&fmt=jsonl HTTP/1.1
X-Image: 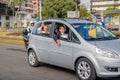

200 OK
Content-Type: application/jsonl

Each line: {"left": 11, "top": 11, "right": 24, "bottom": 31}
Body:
{"left": 38, "top": 18, "right": 94, "bottom": 24}
{"left": 64, "top": 18, "right": 94, "bottom": 24}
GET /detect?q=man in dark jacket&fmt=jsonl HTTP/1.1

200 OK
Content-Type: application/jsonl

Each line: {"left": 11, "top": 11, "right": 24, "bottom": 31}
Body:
{"left": 22, "top": 22, "right": 34, "bottom": 49}
{"left": 54, "top": 25, "right": 68, "bottom": 47}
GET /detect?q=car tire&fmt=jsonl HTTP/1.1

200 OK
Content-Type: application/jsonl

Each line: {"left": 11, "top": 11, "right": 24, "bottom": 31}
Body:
{"left": 28, "top": 50, "right": 40, "bottom": 67}
{"left": 75, "top": 58, "right": 96, "bottom": 80}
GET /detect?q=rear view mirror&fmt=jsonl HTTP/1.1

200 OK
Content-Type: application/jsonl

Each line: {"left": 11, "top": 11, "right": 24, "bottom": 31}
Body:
{"left": 89, "top": 29, "right": 97, "bottom": 38}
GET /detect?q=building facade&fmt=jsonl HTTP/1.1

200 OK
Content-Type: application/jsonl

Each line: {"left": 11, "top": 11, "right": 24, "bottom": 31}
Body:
{"left": 15, "top": 2, "right": 36, "bottom": 27}
{"left": 91, "top": 0, "right": 120, "bottom": 13}
{"left": 0, "top": 0, "right": 38, "bottom": 28}
{"left": 91, "top": 0, "right": 120, "bottom": 31}
{"left": 0, "top": 2, "right": 13, "bottom": 28}
{"left": 32, "top": 0, "right": 39, "bottom": 14}
{"left": 16, "top": 2, "right": 35, "bottom": 20}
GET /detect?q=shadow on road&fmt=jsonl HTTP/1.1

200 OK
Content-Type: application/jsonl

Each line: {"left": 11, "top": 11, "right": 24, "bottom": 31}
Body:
{"left": 6, "top": 48, "right": 26, "bottom": 52}
{"left": 41, "top": 63, "right": 76, "bottom": 75}
{"left": 39, "top": 63, "right": 120, "bottom": 80}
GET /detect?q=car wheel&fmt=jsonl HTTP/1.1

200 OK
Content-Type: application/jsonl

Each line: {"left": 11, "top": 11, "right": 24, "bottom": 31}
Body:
{"left": 76, "top": 58, "right": 96, "bottom": 80}
{"left": 28, "top": 50, "right": 40, "bottom": 67}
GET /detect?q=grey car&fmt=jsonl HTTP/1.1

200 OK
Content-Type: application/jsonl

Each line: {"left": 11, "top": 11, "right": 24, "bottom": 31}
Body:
{"left": 27, "top": 19, "right": 120, "bottom": 80}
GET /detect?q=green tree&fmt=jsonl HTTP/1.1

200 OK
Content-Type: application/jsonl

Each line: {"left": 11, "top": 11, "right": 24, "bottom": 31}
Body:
{"left": 36, "top": 9, "right": 40, "bottom": 21}
{"left": 73, "top": 0, "right": 80, "bottom": 4}
{"left": 79, "top": 5, "right": 91, "bottom": 18}
{"left": 106, "top": 7, "right": 118, "bottom": 10}
{"left": 7, "top": 0, "right": 30, "bottom": 16}
{"left": 42, "top": 0, "right": 76, "bottom": 18}
{"left": 105, "top": 7, "right": 118, "bottom": 16}
{"left": 113, "top": 0, "right": 119, "bottom": 8}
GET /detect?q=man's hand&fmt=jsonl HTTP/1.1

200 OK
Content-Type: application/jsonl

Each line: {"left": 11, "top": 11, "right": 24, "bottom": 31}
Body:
{"left": 56, "top": 40, "right": 61, "bottom": 47}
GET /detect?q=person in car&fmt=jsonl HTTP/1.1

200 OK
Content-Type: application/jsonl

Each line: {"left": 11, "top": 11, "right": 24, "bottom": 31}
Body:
{"left": 54, "top": 25, "right": 68, "bottom": 47}
{"left": 37, "top": 22, "right": 49, "bottom": 36}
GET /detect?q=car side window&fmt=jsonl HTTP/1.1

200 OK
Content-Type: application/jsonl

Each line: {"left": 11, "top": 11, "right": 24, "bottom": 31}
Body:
{"left": 54, "top": 22, "right": 69, "bottom": 42}
{"left": 32, "top": 23, "right": 40, "bottom": 34}
{"left": 36, "top": 22, "right": 52, "bottom": 37}
{"left": 71, "top": 32, "right": 80, "bottom": 44}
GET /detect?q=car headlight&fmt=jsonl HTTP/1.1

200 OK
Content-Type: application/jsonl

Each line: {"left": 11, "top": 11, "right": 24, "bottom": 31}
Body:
{"left": 96, "top": 48, "right": 119, "bottom": 58}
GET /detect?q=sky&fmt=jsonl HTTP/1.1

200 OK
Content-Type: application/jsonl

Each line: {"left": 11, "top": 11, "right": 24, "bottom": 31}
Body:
{"left": 81, "top": 0, "right": 90, "bottom": 10}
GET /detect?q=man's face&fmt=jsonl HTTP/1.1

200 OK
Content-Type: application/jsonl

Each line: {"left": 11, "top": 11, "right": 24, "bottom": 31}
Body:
{"left": 31, "top": 23, "right": 34, "bottom": 27}
{"left": 44, "top": 26, "right": 49, "bottom": 33}
{"left": 97, "top": 18, "right": 101, "bottom": 22}
{"left": 59, "top": 26, "right": 65, "bottom": 34}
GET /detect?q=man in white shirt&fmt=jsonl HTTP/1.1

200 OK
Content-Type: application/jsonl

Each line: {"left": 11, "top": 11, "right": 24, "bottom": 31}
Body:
{"left": 96, "top": 17, "right": 105, "bottom": 28}
{"left": 37, "top": 22, "right": 49, "bottom": 34}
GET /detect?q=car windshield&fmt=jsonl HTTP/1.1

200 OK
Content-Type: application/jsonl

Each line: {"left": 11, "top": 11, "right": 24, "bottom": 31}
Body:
{"left": 71, "top": 23, "right": 118, "bottom": 41}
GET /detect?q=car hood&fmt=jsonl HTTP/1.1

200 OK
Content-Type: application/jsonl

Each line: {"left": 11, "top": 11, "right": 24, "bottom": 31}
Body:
{"left": 88, "top": 39, "right": 120, "bottom": 53}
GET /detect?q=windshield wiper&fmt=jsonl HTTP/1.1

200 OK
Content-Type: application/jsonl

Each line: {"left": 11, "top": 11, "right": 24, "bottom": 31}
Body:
{"left": 85, "top": 36, "right": 118, "bottom": 41}
{"left": 85, "top": 38, "right": 97, "bottom": 41}
{"left": 97, "top": 36, "right": 118, "bottom": 40}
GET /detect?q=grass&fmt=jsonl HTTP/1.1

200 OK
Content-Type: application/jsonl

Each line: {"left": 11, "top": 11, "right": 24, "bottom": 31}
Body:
{"left": 0, "top": 29, "right": 23, "bottom": 40}
{"left": 0, "top": 29, "right": 9, "bottom": 37}
{"left": 0, "top": 28, "right": 24, "bottom": 45}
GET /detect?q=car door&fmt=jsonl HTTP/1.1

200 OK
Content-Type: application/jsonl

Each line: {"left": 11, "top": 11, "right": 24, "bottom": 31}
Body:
{"left": 49, "top": 22, "right": 73, "bottom": 68}
{"left": 32, "top": 21, "right": 53, "bottom": 62}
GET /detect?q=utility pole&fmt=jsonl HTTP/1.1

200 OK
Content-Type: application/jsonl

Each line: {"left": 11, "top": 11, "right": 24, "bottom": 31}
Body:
{"left": 39, "top": 0, "right": 42, "bottom": 20}
{"left": 74, "top": 0, "right": 80, "bottom": 18}
{"left": 119, "top": 16, "right": 120, "bottom": 31}
{"left": 12, "top": 0, "right": 15, "bottom": 28}
{"left": 76, "top": 2, "right": 78, "bottom": 18}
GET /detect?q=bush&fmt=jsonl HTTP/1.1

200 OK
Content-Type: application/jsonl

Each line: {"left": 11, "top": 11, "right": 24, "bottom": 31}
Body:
{"left": 112, "top": 31, "right": 120, "bottom": 37}
{"left": 4, "top": 22, "right": 10, "bottom": 29}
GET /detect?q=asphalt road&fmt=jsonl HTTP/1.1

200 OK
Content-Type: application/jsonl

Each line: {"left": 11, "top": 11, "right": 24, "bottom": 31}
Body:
{"left": 0, "top": 43, "right": 120, "bottom": 80}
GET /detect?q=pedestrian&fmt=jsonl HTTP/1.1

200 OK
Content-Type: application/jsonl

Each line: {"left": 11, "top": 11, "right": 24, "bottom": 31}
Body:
{"left": 96, "top": 17, "right": 105, "bottom": 28}
{"left": 22, "top": 22, "right": 35, "bottom": 49}
{"left": 27, "top": 22, "right": 35, "bottom": 34}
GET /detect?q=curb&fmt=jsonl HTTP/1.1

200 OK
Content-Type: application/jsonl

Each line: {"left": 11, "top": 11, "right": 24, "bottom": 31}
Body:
{"left": 0, "top": 38, "right": 24, "bottom": 46}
